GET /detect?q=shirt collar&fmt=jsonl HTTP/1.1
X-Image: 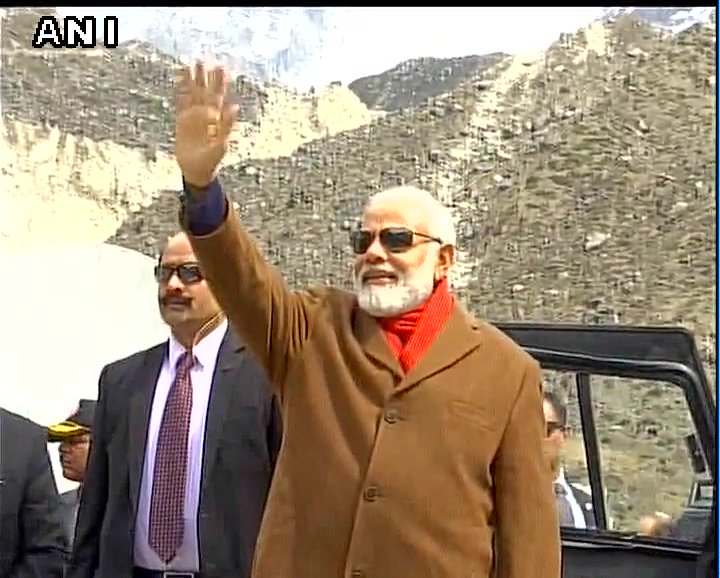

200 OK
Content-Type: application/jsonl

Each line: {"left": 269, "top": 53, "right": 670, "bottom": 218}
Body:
{"left": 167, "top": 318, "right": 228, "bottom": 370}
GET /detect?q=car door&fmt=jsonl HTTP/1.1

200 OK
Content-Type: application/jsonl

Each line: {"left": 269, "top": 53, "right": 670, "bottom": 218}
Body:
{"left": 497, "top": 323, "right": 716, "bottom": 578}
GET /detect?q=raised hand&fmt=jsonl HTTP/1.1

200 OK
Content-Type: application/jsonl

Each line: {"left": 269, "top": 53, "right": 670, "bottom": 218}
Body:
{"left": 174, "top": 62, "right": 239, "bottom": 190}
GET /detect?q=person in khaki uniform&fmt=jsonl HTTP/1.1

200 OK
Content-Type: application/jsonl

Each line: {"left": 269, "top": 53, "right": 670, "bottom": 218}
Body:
{"left": 172, "top": 61, "right": 561, "bottom": 578}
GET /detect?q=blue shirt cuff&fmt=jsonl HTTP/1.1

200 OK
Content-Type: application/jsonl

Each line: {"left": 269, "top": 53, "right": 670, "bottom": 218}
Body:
{"left": 182, "top": 177, "right": 227, "bottom": 236}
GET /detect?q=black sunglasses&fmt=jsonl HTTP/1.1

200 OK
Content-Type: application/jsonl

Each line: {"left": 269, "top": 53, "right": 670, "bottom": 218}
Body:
{"left": 350, "top": 227, "right": 442, "bottom": 255}
{"left": 546, "top": 421, "right": 566, "bottom": 437}
{"left": 154, "top": 263, "right": 204, "bottom": 285}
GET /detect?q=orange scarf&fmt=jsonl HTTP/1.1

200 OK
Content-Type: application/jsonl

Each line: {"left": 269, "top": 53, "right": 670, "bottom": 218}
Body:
{"left": 379, "top": 278, "right": 455, "bottom": 372}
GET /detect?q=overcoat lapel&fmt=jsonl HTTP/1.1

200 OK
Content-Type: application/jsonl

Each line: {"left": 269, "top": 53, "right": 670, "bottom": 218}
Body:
{"left": 398, "top": 304, "right": 483, "bottom": 393}
{"left": 128, "top": 344, "right": 165, "bottom": 518}
{"left": 354, "top": 308, "right": 404, "bottom": 381}
{"left": 353, "top": 303, "right": 483, "bottom": 394}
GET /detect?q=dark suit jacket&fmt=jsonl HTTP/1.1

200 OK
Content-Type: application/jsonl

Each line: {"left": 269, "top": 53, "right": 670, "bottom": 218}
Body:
{"left": 67, "top": 329, "right": 282, "bottom": 578}
{"left": 59, "top": 488, "right": 80, "bottom": 548}
{"left": 567, "top": 483, "right": 596, "bottom": 529}
{"left": 0, "top": 408, "right": 67, "bottom": 578}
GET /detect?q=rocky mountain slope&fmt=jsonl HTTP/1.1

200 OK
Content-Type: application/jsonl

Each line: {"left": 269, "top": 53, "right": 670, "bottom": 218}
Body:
{"left": 1, "top": 8, "right": 376, "bottom": 250}
{"left": 2, "top": 8, "right": 716, "bottom": 531}
{"left": 114, "top": 18, "right": 715, "bottom": 342}
{"left": 349, "top": 53, "right": 506, "bottom": 111}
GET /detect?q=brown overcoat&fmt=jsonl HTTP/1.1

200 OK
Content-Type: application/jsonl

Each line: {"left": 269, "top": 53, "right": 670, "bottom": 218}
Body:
{"left": 186, "top": 202, "right": 561, "bottom": 578}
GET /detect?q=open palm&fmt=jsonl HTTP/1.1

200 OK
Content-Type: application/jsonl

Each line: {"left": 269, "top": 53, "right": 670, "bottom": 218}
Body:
{"left": 175, "top": 62, "right": 239, "bottom": 189}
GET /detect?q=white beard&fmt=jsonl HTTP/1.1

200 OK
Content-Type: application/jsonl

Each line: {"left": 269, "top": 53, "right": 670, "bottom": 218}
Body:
{"left": 355, "top": 251, "right": 437, "bottom": 317}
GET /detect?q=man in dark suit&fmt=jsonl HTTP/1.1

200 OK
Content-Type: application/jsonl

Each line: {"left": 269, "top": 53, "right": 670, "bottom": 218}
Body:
{"left": 67, "top": 232, "right": 282, "bottom": 578}
{"left": 543, "top": 390, "right": 596, "bottom": 529}
{"left": 0, "top": 407, "right": 67, "bottom": 578}
{"left": 47, "top": 399, "right": 97, "bottom": 547}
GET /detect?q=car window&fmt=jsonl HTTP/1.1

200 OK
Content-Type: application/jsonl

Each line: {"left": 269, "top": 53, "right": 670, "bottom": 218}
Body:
{"left": 543, "top": 370, "right": 710, "bottom": 543}
{"left": 593, "top": 375, "right": 710, "bottom": 543}
{"left": 543, "top": 370, "right": 595, "bottom": 529}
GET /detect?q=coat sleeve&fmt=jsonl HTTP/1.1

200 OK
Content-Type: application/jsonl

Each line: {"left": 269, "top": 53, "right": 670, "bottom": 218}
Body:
{"left": 66, "top": 366, "right": 111, "bottom": 578}
{"left": 492, "top": 359, "right": 561, "bottom": 578}
{"left": 10, "top": 424, "right": 66, "bottom": 578}
{"left": 183, "top": 182, "right": 324, "bottom": 396}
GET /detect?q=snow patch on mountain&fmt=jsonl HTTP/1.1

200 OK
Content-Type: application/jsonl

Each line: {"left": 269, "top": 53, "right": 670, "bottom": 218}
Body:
{"left": 603, "top": 7, "right": 715, "bottom": 33}
{"left": 55, "top": 7, "right": 715, "bottom": 90}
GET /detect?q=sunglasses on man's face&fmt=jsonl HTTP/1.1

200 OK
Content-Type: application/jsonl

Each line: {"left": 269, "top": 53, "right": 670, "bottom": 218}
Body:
{"left": 154, "top": 263, "right": 204, "bottom": 285}
{"left": 349, "top": 227, "right": 442, "bottom": 255}
{"left": 546, "top": 421, "right": 566, "bottom": 437}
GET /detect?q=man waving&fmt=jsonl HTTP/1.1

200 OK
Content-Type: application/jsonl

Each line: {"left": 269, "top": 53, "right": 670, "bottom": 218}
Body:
{"left": 174, "top": 61, "right": 561, "bottom": 578}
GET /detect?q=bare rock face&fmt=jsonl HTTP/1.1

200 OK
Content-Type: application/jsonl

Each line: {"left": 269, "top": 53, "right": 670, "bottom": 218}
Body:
{"left": 348, "top": 53, "right": 507, "bottom": 111}
{"left": 0, "top": 8, "right": 375, "bottom": 249}
{"left": 110, "top": 17, "right": 714, "bottom": 350}
{"left": 2, "top": 9, "right": 716, "bottom": 525}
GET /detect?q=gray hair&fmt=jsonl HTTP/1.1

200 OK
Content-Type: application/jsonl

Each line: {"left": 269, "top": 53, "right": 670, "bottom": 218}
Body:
{"left": 364, "top": 185, "right": 457, "bottom": 247}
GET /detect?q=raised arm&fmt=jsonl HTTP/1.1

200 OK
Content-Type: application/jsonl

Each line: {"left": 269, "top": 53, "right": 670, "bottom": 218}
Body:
{"left": 492, "top": 360, "right": 562, "bottom": 578}
{"left": 175, "top": 62, "right": 321, "bottom": 388}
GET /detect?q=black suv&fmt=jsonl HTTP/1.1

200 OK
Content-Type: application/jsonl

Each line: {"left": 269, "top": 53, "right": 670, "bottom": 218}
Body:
{"left": 498, "top": 323, "right": 716, "bottom": 578}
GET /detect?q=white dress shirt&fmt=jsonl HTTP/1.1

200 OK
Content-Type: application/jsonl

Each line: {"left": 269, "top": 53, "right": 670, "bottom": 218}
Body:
{"left": 555, "top": 468, "right": 587, "bottom": 529}
{"left": 133, "top": 319, "right": 228, "bottom": 571}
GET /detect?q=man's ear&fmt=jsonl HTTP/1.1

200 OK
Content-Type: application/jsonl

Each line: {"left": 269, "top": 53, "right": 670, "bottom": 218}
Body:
{"left": 436, "top": 245, "right": 455, "bottom": 279}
